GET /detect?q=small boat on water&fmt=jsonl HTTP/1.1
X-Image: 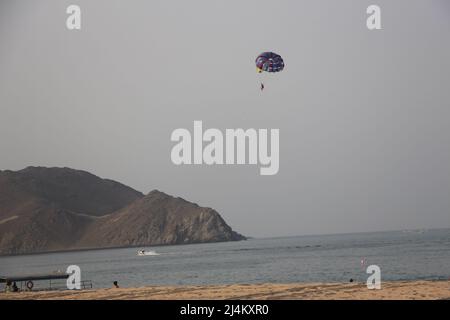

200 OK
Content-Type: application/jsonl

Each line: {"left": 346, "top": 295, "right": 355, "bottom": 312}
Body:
{"left": 137, "top": 250, "right": 159, "bottom": 256}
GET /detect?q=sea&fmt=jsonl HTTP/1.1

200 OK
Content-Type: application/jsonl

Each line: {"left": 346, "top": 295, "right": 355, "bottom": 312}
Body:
{"left": 1, "top": 229, "right": 449, "bottom": 289}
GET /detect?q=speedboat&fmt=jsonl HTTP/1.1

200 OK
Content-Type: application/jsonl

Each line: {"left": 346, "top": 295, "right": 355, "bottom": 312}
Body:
{"left": 137, "top": 250, "right": 159, "bottom": 256}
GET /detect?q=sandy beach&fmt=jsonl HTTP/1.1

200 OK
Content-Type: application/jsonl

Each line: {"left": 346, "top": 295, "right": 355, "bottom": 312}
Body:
{"left": 1, "top": 280, "right": 449, "bottom": 300}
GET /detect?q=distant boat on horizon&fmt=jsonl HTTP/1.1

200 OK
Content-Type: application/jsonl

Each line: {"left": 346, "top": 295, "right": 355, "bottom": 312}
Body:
{"left": 401, "top": 229, "right": 428, "bottom": 234}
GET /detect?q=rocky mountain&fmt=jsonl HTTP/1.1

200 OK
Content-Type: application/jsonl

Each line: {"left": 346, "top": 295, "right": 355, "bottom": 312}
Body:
{"left": 78, "top": 190, "right": 244, "bottom": 248}
{"left": 0, "top": 167, "right": 245, "bottom": 255}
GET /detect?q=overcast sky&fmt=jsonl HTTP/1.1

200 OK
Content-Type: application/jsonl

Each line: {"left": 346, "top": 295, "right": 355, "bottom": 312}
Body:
{"left": 1, "top": 0, "right": 449, "bottom": 237}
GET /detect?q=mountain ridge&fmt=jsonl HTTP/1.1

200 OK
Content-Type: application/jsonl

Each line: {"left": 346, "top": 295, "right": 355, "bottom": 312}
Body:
{"left": 0, "top": 167, "right": 245, "bottom": 255}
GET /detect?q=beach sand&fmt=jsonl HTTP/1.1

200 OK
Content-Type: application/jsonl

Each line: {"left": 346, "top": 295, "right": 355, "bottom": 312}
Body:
{"left": 1, "top": 280, "right": 449, "bottom": 300}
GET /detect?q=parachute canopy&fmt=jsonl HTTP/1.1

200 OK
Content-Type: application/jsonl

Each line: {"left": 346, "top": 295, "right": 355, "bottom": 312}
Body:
{"left": 255, "top": 52, "right": 284, "bottom": 73}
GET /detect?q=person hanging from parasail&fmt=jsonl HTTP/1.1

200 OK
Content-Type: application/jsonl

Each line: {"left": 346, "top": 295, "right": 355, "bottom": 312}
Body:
{"left": 255, "top": 52, "right": 284, "bottom": 91}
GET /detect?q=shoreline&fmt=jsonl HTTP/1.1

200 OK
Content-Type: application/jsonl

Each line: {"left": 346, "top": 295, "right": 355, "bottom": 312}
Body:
{"left": 1, "top": 280, "right": 449, "bottom": 300}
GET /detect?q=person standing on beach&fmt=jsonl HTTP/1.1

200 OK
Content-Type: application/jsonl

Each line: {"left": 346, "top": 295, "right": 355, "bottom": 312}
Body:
{"left": 113, "top": 281, "right": 119, "bottom": 288}
{"left": 4, "top": 280, "right": 12, "bottom": 293}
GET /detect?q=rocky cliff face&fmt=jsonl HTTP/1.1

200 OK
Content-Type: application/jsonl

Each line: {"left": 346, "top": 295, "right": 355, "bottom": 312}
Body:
{"left": 78, "top": 190, "right": 244, "bottom": 248}
{"left": 0, "top": 167, "right": 245, "bottom": 255}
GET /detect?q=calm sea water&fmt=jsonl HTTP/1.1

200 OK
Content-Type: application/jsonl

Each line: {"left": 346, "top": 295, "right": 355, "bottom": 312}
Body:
{"left": 1, "top": 229, "right": 449, "bottom": 289}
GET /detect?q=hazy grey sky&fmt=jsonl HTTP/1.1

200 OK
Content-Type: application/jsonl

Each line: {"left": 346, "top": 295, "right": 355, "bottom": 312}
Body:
{"left": 1, "top": 0, "right": 449, "bottom": 237}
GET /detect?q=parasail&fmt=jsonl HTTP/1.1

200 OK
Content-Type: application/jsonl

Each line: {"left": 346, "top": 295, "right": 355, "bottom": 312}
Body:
{"left": 255, "top": 52, "right": 285, "bottom": 73}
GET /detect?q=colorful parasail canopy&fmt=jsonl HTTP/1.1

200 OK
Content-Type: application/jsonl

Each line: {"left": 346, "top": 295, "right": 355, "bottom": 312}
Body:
{"left": 255, "top": 52, "right": 285, "bottom": 73}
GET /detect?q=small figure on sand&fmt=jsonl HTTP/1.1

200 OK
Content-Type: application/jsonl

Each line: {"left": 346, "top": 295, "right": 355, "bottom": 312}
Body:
{"left": 113, "top": 281, "right": 119, "bottom": 288}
